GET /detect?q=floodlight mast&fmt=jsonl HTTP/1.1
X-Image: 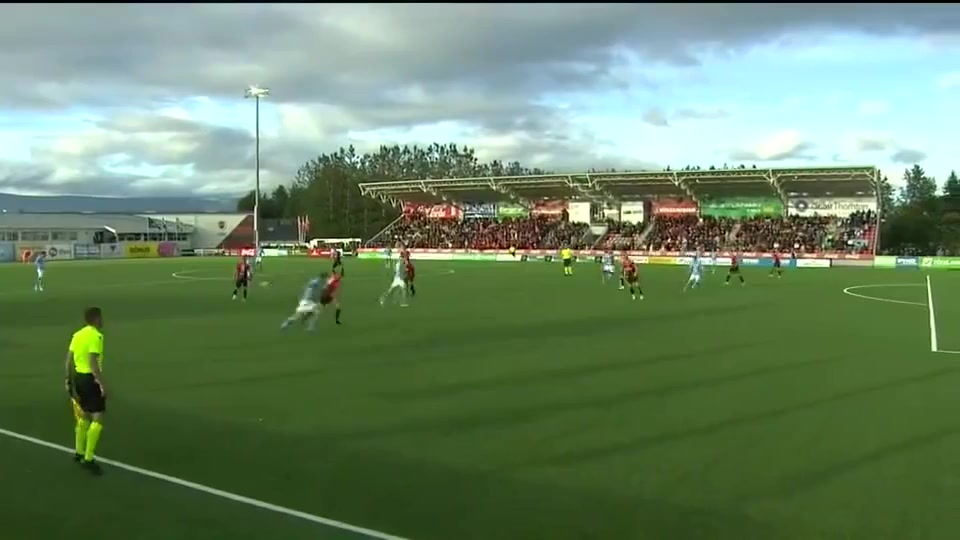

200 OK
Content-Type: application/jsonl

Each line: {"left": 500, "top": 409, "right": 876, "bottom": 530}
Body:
{"left": 244, "top": 85, "right": 270, "bottom": 253}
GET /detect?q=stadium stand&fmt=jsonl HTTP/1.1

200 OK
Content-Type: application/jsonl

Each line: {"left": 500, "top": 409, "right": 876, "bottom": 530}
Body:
{"left": 359, "top": 167, "right": 880, "bottom": 255}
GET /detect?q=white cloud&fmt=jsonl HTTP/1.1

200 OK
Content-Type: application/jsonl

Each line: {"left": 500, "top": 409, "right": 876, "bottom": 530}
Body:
{"left": 728, "top": 130, "right": 816, "bottom": 162}
{"left": 937, "top": 71, "right": 960, "bottom": 90}
{"left": 856, "top": 99, "right": 890, "bottom": 117}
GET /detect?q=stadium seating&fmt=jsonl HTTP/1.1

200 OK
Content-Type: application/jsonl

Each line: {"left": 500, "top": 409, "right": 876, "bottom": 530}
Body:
{"left": 372, "top": 210, "right": 877, "bottom": 254}
{"left": 375, "top": 215, "right": 590, "bottom": 249}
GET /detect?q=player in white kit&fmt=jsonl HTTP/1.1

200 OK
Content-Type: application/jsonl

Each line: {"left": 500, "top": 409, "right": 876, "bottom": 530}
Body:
{"left": 281, "top": 277, "right": 322, "bottom": 331}
{"left": 34, "top": 251, "right": 47, "bottom": 292}
{"left": 384, "top": 247, "right": 394, "bottom": 268}
{"left": 379, "top": 259, "right": 409, "bottom": 307}
{"left": 682, "top": 251, "right": 703, "bottom": 292}
{"left": 601, "top": 250, "right": 616, "bottom": 284}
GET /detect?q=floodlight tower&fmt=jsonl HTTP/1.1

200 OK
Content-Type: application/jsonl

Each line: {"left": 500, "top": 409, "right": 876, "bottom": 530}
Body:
{"left": 244, "top": 85, "right": 270, "bottom": 252}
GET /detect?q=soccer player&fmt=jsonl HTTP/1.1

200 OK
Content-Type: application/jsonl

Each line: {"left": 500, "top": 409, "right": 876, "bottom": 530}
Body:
{"left": 65, "top": 307, "right": 106, "bottom": 475}
{"left": 601, "top": 250, "right": 616, "bottom": 284}
{"left": 725, "top": 252, "right": 746, "bottom": 286}
{"left": 384, "top": 246, "right": 394, "bottom": 268}
{"left": 34, "top": 250, "right": 46, "bottom": 292}
{"left": 331, "top": 246, "right": 343, "bottom": 272}
{"left": 561, "top": 246, "right": 573, "bottom": 276}
{"left": 255, "top": 247, "right": 264, "bottom": 271}
{"left": 232, "top": 256, "right": 251, "bottom": 301}
{"left": 320, "top": 271, "right": 344, "bottom": 325}
{"left": 404, "top": 254, "right": 416, "bottom": 298}
{"left": 622, "top": 257, "right": 644, "bottom": 300}
{"left": 770, "top": 252, "right": 784, "bottom": 278}
{"left": 380, "top": 258, "right": 410, "bottom": 307}
{"left": 281, "top": 277, "right": 323, "bottom": 331}
{"left": 682, "top": 250, "right": 703, "bottom": 292}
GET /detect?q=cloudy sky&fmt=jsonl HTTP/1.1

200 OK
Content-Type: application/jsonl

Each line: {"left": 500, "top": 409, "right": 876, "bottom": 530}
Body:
{"left": 0, "top": 3, "right": 958, "bottom": 198}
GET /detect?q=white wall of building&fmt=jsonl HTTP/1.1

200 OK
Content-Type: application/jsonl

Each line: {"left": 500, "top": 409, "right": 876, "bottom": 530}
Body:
{"left": 140, "top": 213, "right": 250, "bottom": 248}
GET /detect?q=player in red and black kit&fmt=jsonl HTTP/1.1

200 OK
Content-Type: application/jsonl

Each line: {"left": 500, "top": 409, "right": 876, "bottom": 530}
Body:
{"left": 331, "top": 247, "right": 343, "bottom": 273}
{"left": 621, "top": 256, "right": 644, "bottom": 300}
{"left": 232, "top": 257, "right": 252, "bottom": 300}
{"left": 725, "top": 252, "right": 745, "bottom": 285}
{"left": 403, "top": 254, "right": 416, "bottom": 298}
{"left": 319, "top": 271, "right": 343, "bottom": 325}
{"left": 770, "top": 252, "right": 784, "bottom": 278}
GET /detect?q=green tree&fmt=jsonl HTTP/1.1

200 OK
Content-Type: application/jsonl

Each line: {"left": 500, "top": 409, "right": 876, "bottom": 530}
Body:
{"left": 898, "top": 164, "right": 938, "bottom": 208}
{"left": 877, "top": 175, "right": 896, "bottom": 215}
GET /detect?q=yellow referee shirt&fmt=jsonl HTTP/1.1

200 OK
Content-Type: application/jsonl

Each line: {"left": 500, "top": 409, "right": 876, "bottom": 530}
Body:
{"left": 69, "top": 325, "right": 104, "bottom": 374}
{"left": 561, "top": 248, "right": 572, "bottom": 260}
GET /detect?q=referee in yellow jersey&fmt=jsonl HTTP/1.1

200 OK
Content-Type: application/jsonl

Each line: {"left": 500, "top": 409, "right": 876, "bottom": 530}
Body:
{"left": 561, "top": 246, "right": 573, "bottom": 276}
{"left": 65, "top": 307, "right": 106, "bottom": 475}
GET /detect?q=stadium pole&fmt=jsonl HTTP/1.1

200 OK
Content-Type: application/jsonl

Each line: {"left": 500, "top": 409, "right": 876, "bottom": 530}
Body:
{"left": 245, "top": 85, "right": 270, "bottom": 252}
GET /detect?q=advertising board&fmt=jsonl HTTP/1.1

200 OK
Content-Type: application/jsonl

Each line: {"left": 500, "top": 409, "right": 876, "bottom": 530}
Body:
{"left": 895, "top": 257, "right": 919, "bottom": 268}
{"left": 700, "top": 198, "right": 783, "bottom": 218}
{"left": 462, "top": 203, "right": 497, "bottom": 219}
{"left": 0, "top": 242, "right": 14, "bottom": 263}
{"left": 497, "top": 203, "right": 529, "bottom": 219}
{"left": 100, "top": 244, "right": 123, "bottom": 258}
{"left": 873, "top": 256, "right": 896, "bottom": 268}
{"left": 796, "top": 259, "right": 831, "bottom": 268}
{"left": 787, "top": 197, "right": 877, "bottom": 217}
{"left": 620, "top": 202, "right": 645, "bottom": 224}
{"left": 17, "top": 243, "right": 45, "bottom": 262}
{"left": 157, "top": 241, "right": 180, "bottom": 257}
{"left": 261, "top": 248, "right": 289, "bottom": 257}
{"left": 920, "top": 257, "right": 960, "bottom": 269}
{"left": 45, "top": 244, "right": 74, "bottom": 260}
{"left": 531, "top": 200, "right": 567, "bottom": 216}
{"left": 125, "top": 242, "right": 158, "bottom": 258}
{"left": 73, "top": 244, "right": 102, "bottom": 260}
{"left": 652, "top": 198, "right": 698, "bottom": 215}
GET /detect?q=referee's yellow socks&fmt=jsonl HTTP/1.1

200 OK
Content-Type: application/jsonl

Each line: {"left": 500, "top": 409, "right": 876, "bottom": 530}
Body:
{"left": 75, "top": 418, "right": 89, "bottom": 455}
{"left": 84, "top": 421, "right": 103, "bottom": 462}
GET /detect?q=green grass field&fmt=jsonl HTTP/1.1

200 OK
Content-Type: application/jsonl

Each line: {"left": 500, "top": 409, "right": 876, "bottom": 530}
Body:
{"left": 2, "top": 257, "right": 960, "bottom": 540}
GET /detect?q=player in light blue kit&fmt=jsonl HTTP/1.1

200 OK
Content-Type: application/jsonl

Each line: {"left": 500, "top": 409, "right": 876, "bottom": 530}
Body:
{"left": 281, "top": 277, "right": 322, "bottom": 331}
{"left": 34, "top": 251, "right": 47, "bottom": 292}
{"left": 379, "top": 258, "right": 409, "bottom": 307}
{"left": 682, "top": 250, "right": 703, "bottom": 292}
{"left": 384, "top": 246, "right": 393, "bottom": 268}
{"left": 600, "top": 249, "right": 616, "bottom": 284}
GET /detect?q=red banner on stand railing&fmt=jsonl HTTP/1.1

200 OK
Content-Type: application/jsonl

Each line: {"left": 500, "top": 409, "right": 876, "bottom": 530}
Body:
{"left": 652, "top": 199, "right": 698, "bottom": 215}
{"left": 531, "top": 200, "right": 568, "bottom": 216}
{"left": 403, "top": 202, "right": 462, "bottom": 219}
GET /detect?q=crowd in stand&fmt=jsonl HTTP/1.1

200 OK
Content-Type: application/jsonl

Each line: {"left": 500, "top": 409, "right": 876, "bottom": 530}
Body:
{"left": 372, "top": 210, "right": 876, "bottom": 254}
{"left": 376, "top": 215, "right": 589, "bottom": 249}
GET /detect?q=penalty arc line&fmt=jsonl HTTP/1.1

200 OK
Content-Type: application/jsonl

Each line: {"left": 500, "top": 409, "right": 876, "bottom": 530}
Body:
{"left": 0, "top": 427, "right": 409, "bottom": 540}
{"left": 841, "top": 283, "right": 927, "bottom": 307}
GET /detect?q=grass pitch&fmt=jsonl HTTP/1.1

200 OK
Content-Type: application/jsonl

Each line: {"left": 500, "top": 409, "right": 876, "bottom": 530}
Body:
{"left": 1, "top": 257, "right": 959, "bottom": 540}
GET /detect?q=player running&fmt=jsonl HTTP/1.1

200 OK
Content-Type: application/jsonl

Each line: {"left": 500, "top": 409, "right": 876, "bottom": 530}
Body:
{"left": 601, "top": 250, "right": 616, "bottom": 284}
{"left": 682, "top": 250, "right": 703, "bottom": 292}
{"left": 331, "top": 246, "right": 344, "bottom": 272}
{"left": 725, "top": 251, "right": 746, "bottom": 286}
{"left": 404, "top": 254, "right": 416, "bottom": 299}
{"left": 379, "top": 258, "right": 410, "bottom": 307}
{"left": 255, "top": 247, "right": 264, "bottom": 271}
{"left": 621, "top": 256, "right": 644, "bottom": 300}
{"left": 384, "top": 246, "right": 394, "bottom": 268}
{"left": 34, "top": 251, "right": 47, "bottom": 292}
{"left": 281, "top": 277, "right": 323, "bottom": 331}
{"left": 770, "top": 252, "right": 784, "bottom": 278}
{"left": 231, "top": 256, "right": 252, "bottom": 301}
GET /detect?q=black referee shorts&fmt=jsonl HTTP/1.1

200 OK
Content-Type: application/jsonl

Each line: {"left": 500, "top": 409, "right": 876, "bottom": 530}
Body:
{"left": 73, "top": 373, "right": 106, "bottom": 414}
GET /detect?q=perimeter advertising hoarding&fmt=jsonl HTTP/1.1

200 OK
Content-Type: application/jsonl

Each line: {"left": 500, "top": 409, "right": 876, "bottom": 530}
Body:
{"left": 461, "top": 203, "right": 497, "bottom": 219}
{"left": 45, "top": 243, "right": 74, "bottom": 260}
{"left": 497, "top": 203, "right": 529, "bottom": 219}
{"left": 0, "top": 242, "right": 14, "bottom": 262}
{"left": 700, "top": 198, "right": 783, "bottom": 218}
{"left": 73, "top": 244, "right": 102, "bottom": 259}
{"left": 787, "top": 198, "right": 876, "bottom": 218}
{"left": 651, "top": 199, "right": 698, "bottom": 215}
{"left": 920, "top": 257, "right": 960, "bottom": 269}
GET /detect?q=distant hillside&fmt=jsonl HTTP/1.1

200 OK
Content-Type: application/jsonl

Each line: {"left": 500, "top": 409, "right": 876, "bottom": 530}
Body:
{"left": 0, "top": 193, "right": 236, "bottom": 213}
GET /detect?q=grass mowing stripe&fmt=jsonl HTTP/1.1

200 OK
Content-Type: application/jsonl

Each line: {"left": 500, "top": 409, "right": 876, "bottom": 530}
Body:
{"left": 0, "top": 427, "right": 410, "bottom": 540}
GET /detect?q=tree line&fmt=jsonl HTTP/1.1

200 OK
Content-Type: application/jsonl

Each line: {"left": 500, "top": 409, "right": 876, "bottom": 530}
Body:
{"left": 235, "top": 142, "right": 959, "bottom": 254}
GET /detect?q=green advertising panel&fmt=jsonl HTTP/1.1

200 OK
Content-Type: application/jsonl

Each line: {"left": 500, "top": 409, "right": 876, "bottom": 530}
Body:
{"left": 701, "top": 198, "right": 783, "bottom": 218}
{"left": 921, "top": 257, "right": 960, "bottom": 269}
{"left": 497, "top": 203, "right": 529, "bottom": 218}
{"left": 873, "top": 256, "right": 897, "bottom": 268}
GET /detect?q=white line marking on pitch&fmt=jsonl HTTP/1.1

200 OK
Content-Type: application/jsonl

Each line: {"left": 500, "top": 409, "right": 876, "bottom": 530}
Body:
{"left": 0, "top": 427, "right": 408, "bottom": 540}
{"left": 841, "top": 284, "right": 927, "bottom": 307}
{"left": 927, "top": 275, "right": 939, "bottom": 352}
